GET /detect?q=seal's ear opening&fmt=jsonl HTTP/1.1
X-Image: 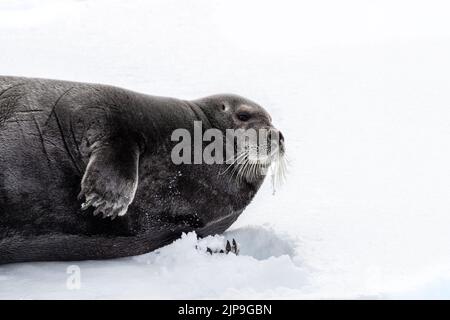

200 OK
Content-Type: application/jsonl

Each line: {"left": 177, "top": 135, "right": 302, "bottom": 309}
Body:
{"left": 221, "top": 103, "right": 227, "bottom": 111}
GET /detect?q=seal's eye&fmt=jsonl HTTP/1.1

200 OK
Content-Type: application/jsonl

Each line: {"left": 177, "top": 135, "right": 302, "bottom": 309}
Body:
{"left": 221, "top": 103, "right": 226, "bottom": 111}
{"left": 237, "top": 112, "right": 251, "bottom": 122}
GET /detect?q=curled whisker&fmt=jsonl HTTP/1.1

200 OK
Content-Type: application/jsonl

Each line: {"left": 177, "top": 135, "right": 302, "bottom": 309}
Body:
{"left": 269, "top": 151, "right": 289, "bottom": 194}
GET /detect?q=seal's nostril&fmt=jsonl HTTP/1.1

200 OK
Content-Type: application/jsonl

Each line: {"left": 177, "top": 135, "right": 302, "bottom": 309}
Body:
{"left": 279, "top": 131, "right": 284, "bottom": 143}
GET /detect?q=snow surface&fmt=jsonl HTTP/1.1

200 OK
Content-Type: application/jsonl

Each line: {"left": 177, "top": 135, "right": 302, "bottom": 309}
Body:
{"left": 1, "top": 0, "right": 450, "bottom": 299}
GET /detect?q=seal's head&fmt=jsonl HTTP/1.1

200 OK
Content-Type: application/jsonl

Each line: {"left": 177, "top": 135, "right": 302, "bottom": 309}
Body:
{"left": 196, "top": 94, "right": 287, "bottom": 185}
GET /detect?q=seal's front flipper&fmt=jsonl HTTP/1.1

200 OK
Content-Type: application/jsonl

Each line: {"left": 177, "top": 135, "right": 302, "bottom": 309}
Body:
{"left": 78, "top": 140, "right": 140, "bottom": 219}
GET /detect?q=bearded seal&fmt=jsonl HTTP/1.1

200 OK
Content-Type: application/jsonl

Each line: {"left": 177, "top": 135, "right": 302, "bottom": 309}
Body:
{"left": 0, "top": 76, "right": 285, "bottom": 264}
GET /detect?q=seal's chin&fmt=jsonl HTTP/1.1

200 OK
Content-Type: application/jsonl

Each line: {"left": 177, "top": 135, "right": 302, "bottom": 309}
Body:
{"left": 234, "top": 144, "right": 287, "bottom": 185}
{"left": 221, "top": 139, "right": 287, "bottom": 186}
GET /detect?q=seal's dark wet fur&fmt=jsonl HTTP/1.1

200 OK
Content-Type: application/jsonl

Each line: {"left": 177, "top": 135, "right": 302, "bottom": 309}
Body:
{"left": 0, "top": 76, "right": 270, "bottom": 264}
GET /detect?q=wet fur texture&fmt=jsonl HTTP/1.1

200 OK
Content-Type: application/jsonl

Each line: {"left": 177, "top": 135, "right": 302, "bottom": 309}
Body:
{"left": 0, "top": 76, "right": 266, "bottom": 264}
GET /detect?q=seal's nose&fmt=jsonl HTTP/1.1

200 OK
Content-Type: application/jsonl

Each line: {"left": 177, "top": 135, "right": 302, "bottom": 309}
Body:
{"left": 278, "top": 131, "right": 284, "bottom": 145}
{"left": 267, "top": 129, "right": 285, "bottom": 154}
{"left": 278, "top": 131, "right": 285, "bottom": 154}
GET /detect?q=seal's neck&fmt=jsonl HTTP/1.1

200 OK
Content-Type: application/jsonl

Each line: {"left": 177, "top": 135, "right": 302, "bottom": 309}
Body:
{"left": 184, "top": 100, "right": 212, "bottom": 129}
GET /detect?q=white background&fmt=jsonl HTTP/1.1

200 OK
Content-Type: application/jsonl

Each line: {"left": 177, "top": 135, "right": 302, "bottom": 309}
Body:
{"left": 1, "top": 0, "right": 450, "bottom": 298}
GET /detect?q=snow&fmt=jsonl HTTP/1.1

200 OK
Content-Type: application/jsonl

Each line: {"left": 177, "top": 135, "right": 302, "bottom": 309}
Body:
{"left": 1, "top": 0, "right": 450, "bottom": 299}
{"left": 0, "top": 229, "right": 309, "bottom": 299}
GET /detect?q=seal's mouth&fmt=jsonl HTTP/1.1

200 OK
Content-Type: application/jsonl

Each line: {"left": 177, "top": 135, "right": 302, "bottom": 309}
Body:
{"left": 227, "top": 137, "right": 288, "bottom": 185}
{"left": 218, "top": 127, "right": 287, "bottom": 187}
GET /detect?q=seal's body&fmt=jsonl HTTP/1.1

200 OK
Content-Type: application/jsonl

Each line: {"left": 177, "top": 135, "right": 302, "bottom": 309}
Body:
{"left": 0, "top": 76, "right": 283, "bottom": 264}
